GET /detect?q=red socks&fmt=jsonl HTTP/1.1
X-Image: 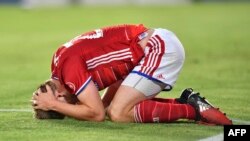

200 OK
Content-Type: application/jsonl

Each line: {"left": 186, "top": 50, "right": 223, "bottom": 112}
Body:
{"left": 134, "top": 98, "right": 196, "bottom": 123}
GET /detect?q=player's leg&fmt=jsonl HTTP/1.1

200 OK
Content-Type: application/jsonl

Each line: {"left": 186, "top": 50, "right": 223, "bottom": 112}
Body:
{"left": 107, "top": 73, "right": 166, "bottom": 122}
{"left": 107, "top": 84, "right": 147, "bottom": 122}
{"left": 107, "top": 74, "right": 196, "bottom": 123}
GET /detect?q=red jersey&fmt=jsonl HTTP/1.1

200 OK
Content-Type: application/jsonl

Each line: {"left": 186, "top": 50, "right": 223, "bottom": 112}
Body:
{"left": 51, "top": 24, "right": 148, "bottom": 95}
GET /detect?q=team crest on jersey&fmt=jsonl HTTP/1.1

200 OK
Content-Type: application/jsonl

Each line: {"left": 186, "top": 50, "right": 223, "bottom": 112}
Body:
{"left": 66, "top": 82, "right": 76, "bottom": 92}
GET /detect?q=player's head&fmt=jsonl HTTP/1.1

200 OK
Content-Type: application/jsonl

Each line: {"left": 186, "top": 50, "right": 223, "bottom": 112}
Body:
{"left": 32, "top": 80, "right": 78, "bottom": 119}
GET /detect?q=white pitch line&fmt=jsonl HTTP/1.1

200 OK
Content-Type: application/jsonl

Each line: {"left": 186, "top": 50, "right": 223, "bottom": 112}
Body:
{"left": 232, "top": 119, "right": 250, "bottom": 125}
{"left": 198, "top": 119, "right": 250, "bottom": 141}
{"left": 0, "top": 109, "right": 32, "bottom": 112}
{"left": 198, "top": 133, "right": 223, "bottom": 141}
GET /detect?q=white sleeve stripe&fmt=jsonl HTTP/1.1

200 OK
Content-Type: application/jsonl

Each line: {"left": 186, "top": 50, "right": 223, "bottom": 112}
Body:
{"left": 75, "top": 77, "right": 92, "bottom": 96}
{"left": 51, "top": 76, "right": 59, "bottom": 80}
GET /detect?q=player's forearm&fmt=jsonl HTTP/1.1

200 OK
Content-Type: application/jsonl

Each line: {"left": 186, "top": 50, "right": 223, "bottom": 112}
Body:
{"left": 50, "top": 100, "right": 105, "bottom": 122}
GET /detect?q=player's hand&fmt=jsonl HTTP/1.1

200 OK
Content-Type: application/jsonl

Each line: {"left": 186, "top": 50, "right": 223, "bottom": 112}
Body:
{"left": 32, "top": 85, "right": 57, "bottom": 111}
{"left": 31, "top": 91, "right": 38, "bottom": 106}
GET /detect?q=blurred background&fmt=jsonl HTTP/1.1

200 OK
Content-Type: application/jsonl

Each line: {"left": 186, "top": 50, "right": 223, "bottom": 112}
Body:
{"left": 0, "top": 0, "right": 249, "bottom": 7}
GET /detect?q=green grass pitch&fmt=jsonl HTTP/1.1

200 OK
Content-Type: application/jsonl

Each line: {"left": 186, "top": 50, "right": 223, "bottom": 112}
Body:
{"left": 0, "top": 3, "right": 250, "bottom": 141}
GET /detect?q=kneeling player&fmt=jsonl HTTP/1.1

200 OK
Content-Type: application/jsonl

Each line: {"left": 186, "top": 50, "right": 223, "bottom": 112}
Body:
{"left": 31, "top": 24, "right": 232, "bottom": 125}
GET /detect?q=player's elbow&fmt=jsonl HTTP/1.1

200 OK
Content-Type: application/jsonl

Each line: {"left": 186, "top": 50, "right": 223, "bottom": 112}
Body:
{"left": 92, "top": 110, "right": 105, "bottom": 122}
{"left": 84, "top": 108, "right": 106, "bottom": 122}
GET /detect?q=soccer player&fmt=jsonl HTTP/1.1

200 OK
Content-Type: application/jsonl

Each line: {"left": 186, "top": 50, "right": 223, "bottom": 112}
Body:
{"left": 32, "top": 24, "right": 232, "bottom": 125}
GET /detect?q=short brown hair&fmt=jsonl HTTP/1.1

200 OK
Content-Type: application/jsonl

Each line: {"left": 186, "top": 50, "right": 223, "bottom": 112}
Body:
{"left": 33, "top": 81, "right": 65, "bottom": 119}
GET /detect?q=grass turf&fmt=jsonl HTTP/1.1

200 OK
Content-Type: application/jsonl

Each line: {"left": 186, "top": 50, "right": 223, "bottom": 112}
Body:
{"left": 0, "top": 3, "right": 250, "bottom": 141}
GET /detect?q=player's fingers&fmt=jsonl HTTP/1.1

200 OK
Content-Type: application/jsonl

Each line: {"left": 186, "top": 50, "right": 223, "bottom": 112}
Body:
{"left": 31, "top": 96, "right": 35, "bottom": 100}
{"left": 33, "top": 93, "right": 39, "bottom": 99}
{"left": 37, "top": 88, "right": 42, "bottom": 94}
{"left": 32, "top": 92, "right": 38, "bottom": 96}
{"left": 30, "top": 100, "right": 38, "bottom": 107}
{"left": 45, "top": 85, "right": 53, "bottom": 94}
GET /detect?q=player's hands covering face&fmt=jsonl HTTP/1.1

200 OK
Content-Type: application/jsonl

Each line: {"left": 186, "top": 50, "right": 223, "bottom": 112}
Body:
{"left": 32, "top": 85, "right": 57, "bottom": 111}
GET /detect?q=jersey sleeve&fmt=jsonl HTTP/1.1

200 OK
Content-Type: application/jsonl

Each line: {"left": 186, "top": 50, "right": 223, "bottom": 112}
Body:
{"left": 51, "top": 53, "right": 57, "bottom": 79}
{"left": 51, "top": 53, "right": 60, "bottom": 80}
{"left": 62, "top": 56, "right": 92, "bottom": 95}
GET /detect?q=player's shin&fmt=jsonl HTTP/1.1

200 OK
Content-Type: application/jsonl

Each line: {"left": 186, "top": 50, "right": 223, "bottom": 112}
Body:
{"left": 134, "top": 100, "right": 196, "bottom": 123}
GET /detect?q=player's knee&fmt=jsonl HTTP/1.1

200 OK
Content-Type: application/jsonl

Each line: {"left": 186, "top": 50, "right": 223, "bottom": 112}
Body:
{"left": 107, "top": 106, "right": 126, "bottom": 122}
